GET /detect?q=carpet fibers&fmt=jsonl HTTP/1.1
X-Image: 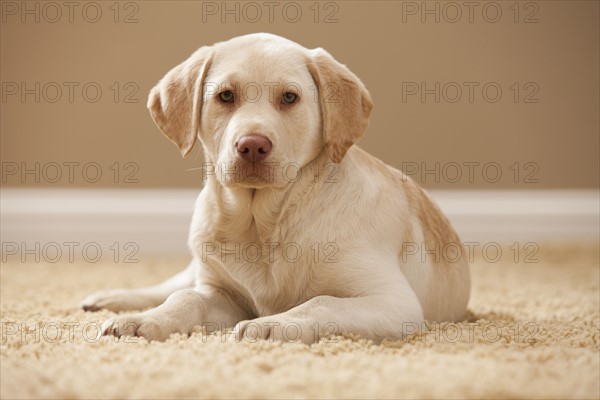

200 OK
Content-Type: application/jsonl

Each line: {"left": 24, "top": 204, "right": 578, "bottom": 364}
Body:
{"left": 1, "top": 244, "right": 599, "bottom": 399}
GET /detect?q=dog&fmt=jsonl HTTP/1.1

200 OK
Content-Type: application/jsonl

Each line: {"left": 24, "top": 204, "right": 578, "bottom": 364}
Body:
{"left": 81, "top": 33, "right": 470, "bottom": 344}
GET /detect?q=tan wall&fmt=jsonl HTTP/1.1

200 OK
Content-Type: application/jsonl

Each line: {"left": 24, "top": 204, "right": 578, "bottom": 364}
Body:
{"left": 1, "top": 1, "right": 598, "bottom": 189}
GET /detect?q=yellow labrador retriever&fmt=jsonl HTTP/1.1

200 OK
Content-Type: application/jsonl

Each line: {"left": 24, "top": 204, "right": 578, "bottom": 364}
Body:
{"left": 81, "top": 33, "right": 470, "bottom": 343}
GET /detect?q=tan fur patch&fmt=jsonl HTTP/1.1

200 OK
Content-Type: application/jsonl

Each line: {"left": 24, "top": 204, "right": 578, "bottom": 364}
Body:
{"left": 404, "top": 177, "right": 464, "bottom": 267}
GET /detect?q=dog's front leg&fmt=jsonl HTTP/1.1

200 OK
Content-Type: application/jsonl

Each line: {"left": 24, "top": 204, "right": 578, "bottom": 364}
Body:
{"left": 101, "top": 286, "right": 251, "bottom": 342}
{"left": 81, "top": 260, "right": 197, "bottom": 312}
{"left": 234, "top": 290, "right": 424, "bottom": 345}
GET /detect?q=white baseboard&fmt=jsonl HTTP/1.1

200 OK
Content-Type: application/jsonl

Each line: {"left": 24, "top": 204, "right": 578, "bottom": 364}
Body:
{"left": 1, "top": 188, "right": 598, "bottom": 258}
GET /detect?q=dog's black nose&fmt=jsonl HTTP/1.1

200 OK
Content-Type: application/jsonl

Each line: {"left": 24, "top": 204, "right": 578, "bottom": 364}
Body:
{"left": 236, "top": 135, "right": 272, "bottom": 163}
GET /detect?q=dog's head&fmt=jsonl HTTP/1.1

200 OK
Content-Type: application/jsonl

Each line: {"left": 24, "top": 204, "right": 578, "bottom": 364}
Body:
{"left": 148, "top": 33, "right": 373, "bottom": 188}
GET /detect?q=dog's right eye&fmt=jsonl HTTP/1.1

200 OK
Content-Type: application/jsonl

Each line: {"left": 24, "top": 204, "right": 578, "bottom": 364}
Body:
{"left": 219, "top": 91, "right": 234, "bottom": 103}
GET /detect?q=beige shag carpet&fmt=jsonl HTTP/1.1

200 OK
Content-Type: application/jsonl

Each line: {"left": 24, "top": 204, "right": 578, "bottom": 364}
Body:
{"left": 1, "top": 244, "right": 599, "bottom": 399}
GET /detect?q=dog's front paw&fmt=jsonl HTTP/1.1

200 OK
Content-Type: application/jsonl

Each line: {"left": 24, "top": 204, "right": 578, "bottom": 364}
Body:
{"left": 234, "top": 317, "right": 322, "bottom": 344}
{"left": 101, "top": 313, "right": 176, "bottom": 342}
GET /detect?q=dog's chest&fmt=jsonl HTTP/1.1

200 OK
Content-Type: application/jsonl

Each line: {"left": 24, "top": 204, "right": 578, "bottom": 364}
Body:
{"left": 195, "top": 219, "right": 319, "bottom": 315}
{"left": 231, "top": 232, "right": 318, "bottom": 313}
{"left": 191, "top": 184, "right": 337, "bottom": 316}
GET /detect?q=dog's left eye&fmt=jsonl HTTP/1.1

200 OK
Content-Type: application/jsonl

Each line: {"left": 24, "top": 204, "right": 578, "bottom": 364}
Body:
{"left": 281, "top": 92, "right": 297, "bottom": 104}
{"left": 219, "top": 91, "right": 235, "bottom": 103}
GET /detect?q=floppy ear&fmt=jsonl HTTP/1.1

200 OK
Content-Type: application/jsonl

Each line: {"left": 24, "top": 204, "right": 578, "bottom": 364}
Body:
{"left": 147, "top": 46, "right": 213, "bottom": 157}
{"left": 308, "top": 48, "right": 373, "bottom": 163}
